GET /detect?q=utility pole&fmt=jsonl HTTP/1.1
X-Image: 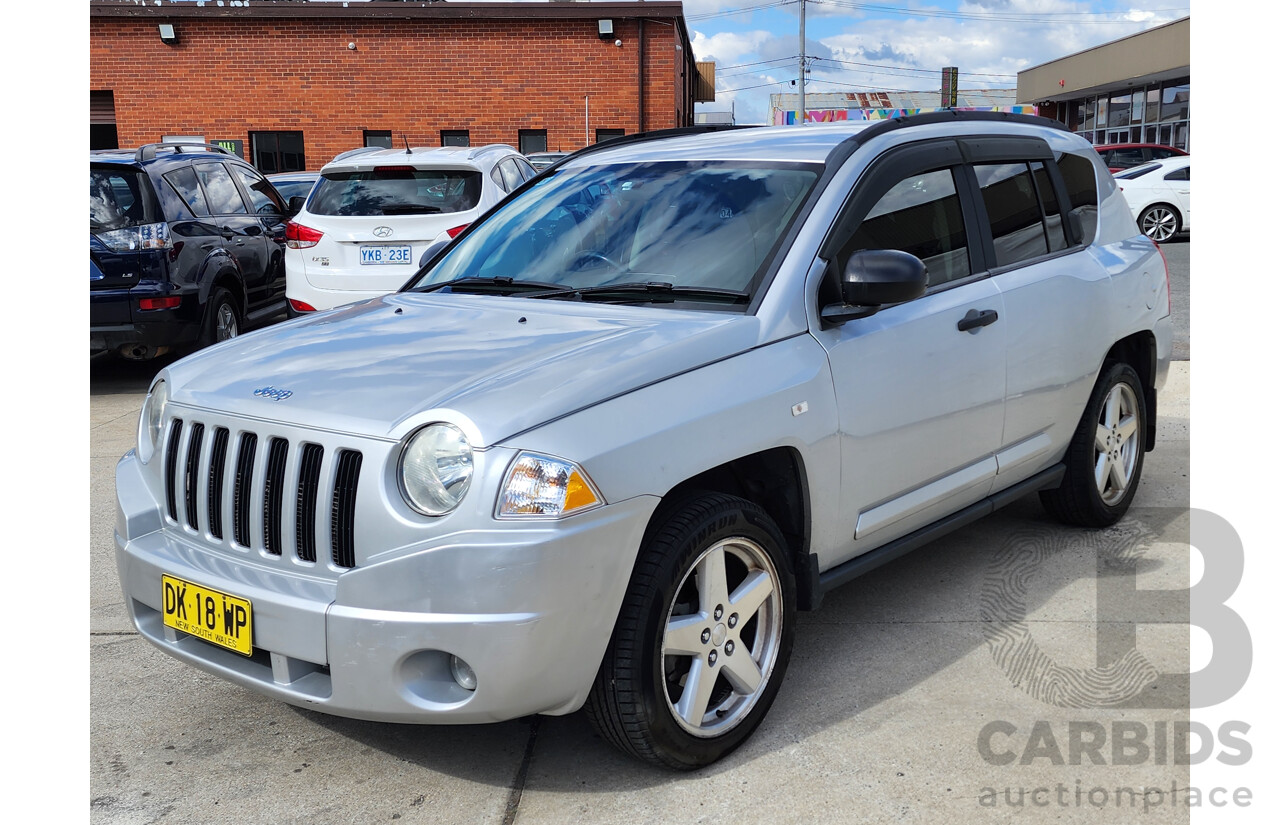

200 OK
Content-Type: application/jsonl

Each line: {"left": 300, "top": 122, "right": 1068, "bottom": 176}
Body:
{"left": 798, "top": 0, "right": 806, "bottom": 125}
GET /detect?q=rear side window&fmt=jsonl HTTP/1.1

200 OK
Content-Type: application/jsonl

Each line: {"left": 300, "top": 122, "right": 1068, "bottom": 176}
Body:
{"left": 1164, "top": 166, "right": 1190, "bottom": 181}
{"left": 163, "top": 166, "right": 210, "bottom": 217}
{"left": 1106, "top": 148, "right": 1146, "bottom": 169}
{"left": 1030, "top": 161, "right": 1068, "bottom": 253}
{"left": 843, "top": 168, "right": 971, "bottom": 287}
{"left": 974, "top": 163, "right": 1048, "bottom": 267}
{"left": 90, "top": 167, "right": 156, "bottom": 232}
{"left": 196, "top": 163, "right": 248, "bottom": 215}
{"left": 1056, "top": 153, "right": 1099, "bottom": 245}
{"left": 310, "top": 168, "right": 482, "bottom": 216}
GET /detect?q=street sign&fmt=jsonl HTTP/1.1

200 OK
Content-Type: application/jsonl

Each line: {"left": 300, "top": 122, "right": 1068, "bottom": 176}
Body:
{"left": 941, "top": 67, "right": 958, "bottom": 107}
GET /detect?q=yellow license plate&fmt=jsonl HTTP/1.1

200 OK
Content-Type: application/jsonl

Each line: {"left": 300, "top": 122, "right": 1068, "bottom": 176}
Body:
{"left": 161, "top": 575, "right": 253, "bottom": 656}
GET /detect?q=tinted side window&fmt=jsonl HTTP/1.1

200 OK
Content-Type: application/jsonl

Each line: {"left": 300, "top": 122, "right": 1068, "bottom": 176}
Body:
{"left": 499, "top": 159, "right": 523, "bottom": 192}
{"left": 1031, "top": 161, "right": 1068, "bottom": 253}
{"left": 1151, "top": 148, "right": 1178, "bottom": 160}
{"left": 196, "top": 163, "right": 248, "bottom": 215}
{"left": 490, "top": 165, "right": 508, "bottom": 193}
{"left": 1108, "top": 148, "right": 1146, "bottom": 169}
{"left": 843, "top": 168, "right": 970, "bottom": 287}
{"left": 514, "top": 157, "right": 537, "bottom": 181}
{"left": 1164, "top": 166, "right": 1189, "bottom": 181}
{"left": 232, "top": 165, "right": 284, "bottom": 214}
{"left": 975, "top": 163, "right": 1048, "bottom": 267}
{"left": 163, "top": 166, "right": 210, "bottom": 217}
{"left": 1056, "top": 153, "right": 1099, "bottom": 245}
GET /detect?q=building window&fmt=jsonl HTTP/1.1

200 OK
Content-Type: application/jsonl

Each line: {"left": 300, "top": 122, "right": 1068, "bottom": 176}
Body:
{"left": 596, "top": 128, "right": 625, "bottom": 143}
{"left": 441, "top": 130, "right": 470, "bottom": 147}
{"left": 518, "top": 129, "right": 548, "bottom": 155}
{"left": 250, "top": 131, "right": 305, "bottom": 174}
{"left": 364, "top": 130, "right": 392, "bottom": 149}
{"left": 91, "top": 90, "right": 118, "bottom": 150}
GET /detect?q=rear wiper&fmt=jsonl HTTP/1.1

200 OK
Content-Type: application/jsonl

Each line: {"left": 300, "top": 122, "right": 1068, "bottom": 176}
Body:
{"left": 416, "top": 276, "right": 565, "bottom": 295}
{"left": 528, "top": 281, "right": 750, "bottom": 305}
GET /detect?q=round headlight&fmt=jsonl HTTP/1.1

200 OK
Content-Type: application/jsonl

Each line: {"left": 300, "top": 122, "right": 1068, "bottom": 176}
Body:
{"left": 137, "top": 379, "right": 169, "bottom": 463}
{"left": 399, "top": 423, "right": 473, "bottom": 516}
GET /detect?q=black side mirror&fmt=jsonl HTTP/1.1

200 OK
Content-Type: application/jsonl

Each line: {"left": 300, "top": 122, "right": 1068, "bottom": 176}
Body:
{"left": 287, "top": 196, "right": 306, "bottom": 216}
{"left": 821, "top": 249, "right": 928, "bottom": 324}
{"left": 418, "top": 239, "right": 450, "bottom": 268}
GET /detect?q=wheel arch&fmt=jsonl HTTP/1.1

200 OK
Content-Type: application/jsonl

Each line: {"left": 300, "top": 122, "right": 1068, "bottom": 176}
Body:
{"left": 645, "top": 447, "right": 816, "bottom": 610}
{"left": 1103, "top": 330, "right": 1157, "bottom": 451}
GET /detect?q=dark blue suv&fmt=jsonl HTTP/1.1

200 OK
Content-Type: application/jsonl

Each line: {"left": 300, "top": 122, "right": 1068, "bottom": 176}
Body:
{"left": 90, "top": 143, "right": 292, "bottom": 359}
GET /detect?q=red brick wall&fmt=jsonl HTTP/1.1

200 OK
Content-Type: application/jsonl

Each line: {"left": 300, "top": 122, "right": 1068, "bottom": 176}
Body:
{"left": 90, "top": 15, "right": 690, "bottom": 166}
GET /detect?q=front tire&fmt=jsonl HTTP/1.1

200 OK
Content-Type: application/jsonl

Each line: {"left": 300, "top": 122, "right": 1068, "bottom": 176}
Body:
{"left": 1138, "top": 203, "right": 1180, "bottom": 242}
{"left": 1040, "top": 362, "right": 1147, "bottom": 527}
{"left": 586, "top": 493, "right": 796, "bottom": 769}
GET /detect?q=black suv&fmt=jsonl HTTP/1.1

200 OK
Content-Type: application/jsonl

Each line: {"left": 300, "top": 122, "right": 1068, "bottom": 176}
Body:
{"left": 90, "top": 143, "right": 292, "bottom": 359}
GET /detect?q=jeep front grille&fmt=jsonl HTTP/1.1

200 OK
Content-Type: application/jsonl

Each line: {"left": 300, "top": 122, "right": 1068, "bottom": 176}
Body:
{"left": 163, "top": 419, "right": 363, "bottom": 569}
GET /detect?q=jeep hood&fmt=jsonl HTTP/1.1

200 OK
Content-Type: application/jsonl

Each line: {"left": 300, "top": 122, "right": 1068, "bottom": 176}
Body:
{"left": 164, "top": 292, "right": 762, "bottom": 446}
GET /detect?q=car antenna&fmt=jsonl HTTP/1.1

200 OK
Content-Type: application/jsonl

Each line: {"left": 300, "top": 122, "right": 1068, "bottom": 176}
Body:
{"left": 403, "top": 135, "right": 412, "bottom": 155}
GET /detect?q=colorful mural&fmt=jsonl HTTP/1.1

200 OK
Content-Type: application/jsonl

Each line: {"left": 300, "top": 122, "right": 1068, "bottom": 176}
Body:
{"left": 772, "top": 105, "right": 1039, "bottom": 125}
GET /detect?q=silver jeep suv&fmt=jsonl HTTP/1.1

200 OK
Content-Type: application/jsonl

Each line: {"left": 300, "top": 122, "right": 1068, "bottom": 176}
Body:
{"left": 115, "top": 113, "right": 1172, "bottom": 769}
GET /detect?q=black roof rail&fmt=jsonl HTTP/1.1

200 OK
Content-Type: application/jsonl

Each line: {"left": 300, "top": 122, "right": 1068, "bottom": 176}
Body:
{"left": 848, "top": 109, "right": 1069, "bottom": 145}
{"left": 135, "top": 142, "right": 232, "bottom": 163}
{"left": 537, "top": 124, "right": 762, "bottom": 174}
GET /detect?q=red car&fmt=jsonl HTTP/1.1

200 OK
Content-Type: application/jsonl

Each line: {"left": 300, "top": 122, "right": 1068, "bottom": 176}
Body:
{"left": 1096, "top": 143, "right": 1188, "bottom": 173}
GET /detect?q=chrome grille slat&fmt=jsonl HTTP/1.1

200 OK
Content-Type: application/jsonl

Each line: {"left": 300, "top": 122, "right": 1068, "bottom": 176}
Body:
{"left": 183, "top": 423, "right": 205, "bottom": 529}
{"left": 331, "top": 450, "right": 362, "bottom": 569}
{"left": 263, "top": 437, "right": 290, "bottom": 556}
{"left": 296, "top": 444, "right": 324, "bottom": 563}
{"left": 207, "top": 427, "right": 230, "bottom": 539}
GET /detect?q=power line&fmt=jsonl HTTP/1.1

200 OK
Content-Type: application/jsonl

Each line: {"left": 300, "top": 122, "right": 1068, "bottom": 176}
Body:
{"left": 687, "top": 1, "right": 797, "bottom": 22}
{"left": 811, "top": 0, "right": 1188, "bottom": 24}
{"left": 814, "top": 57, "right": 1016, "bottom": 79}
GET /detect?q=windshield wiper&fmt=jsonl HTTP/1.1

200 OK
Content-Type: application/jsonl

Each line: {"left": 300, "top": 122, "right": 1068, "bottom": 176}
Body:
{"left": 416, "top": 276, "right": 565, "bottom": 295}
{"left": 527, "top": 282, "right": 750, "bottom": 305}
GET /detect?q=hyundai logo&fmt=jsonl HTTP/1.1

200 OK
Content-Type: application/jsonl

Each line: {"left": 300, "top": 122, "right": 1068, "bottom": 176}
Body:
{"left": 372, "top": 226, "right": 393, "bottom": 238}
{"left": 253, "top": 386, "right": 293, "bottom": 401}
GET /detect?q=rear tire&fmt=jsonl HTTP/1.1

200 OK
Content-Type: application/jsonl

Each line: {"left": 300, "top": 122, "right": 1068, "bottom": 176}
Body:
{"left": 586, "top": 493, "right": 795, "bottom": 769}
{"left": 200, "top": 288, "right": 241, "bottom": 349}
{"left": 1040, "top": 362, "right": 1147, "bottom": 527}
{"left": 1138, "top": 203, "right": 1180, "bottom": 242}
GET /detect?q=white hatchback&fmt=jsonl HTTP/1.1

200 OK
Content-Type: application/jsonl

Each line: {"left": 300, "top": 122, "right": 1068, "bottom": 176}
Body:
{"left": 285, "top": 144, "right": 536, "bottom": 312}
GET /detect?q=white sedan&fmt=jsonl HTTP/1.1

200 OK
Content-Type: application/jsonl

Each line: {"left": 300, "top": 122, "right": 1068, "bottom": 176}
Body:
{"left": 1115, "top": 156, "right": 1190, "bottom": 242}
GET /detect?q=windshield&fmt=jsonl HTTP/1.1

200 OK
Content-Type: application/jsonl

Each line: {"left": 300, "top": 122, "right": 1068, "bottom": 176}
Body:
{"left": 409, "top": 161, "right": 819, "bottom": 306}
{"left": 309, "top": 167, "right": 482, "bottom": 216}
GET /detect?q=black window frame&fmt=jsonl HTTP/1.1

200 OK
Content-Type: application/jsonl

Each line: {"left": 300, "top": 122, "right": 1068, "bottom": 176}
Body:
{"left": 363, "top": 130, "right": 393, "bottom": 149}
{"left": 250, "top": 130, "right": 306, "bottom": 175}
{"left": 818, "top": 135, "right": 1090, "bottom": 309}
{"left": 441, "top": 130, "right": 470, "bottom": 147}
{"left": 229, "top": 162, "right": 286, "bottom": 215}
{"left": 518, "top": 129, "right": 548, "bottom": 155}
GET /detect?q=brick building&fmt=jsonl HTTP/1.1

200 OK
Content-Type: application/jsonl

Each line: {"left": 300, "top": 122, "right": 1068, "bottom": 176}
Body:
{"left": 90, "top": 0, "right": 701, "bottom": 172}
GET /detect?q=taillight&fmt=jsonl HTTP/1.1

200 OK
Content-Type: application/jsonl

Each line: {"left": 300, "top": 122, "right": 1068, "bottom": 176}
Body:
{"left": 285, "top": 221, "right": 323, "bottom": 249}
{"left": 289, "top": 299, "right": 317, "bottom": 313}
{"left": 95, "top": 222, "right": 172, "bottom": 252}
{"left": 1154, "top": 241, "right": 1172, "bottom": 316}
{"left": 139, "top": 296, "right": 182, "bottom": 311}
{"left": 446, "top": 224, "right": 469, "bottom": 238}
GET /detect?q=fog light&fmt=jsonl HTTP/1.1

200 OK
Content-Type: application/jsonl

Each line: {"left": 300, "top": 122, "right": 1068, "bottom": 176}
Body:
{"left": 449, "top": 655, "right": 477, "bottom": 691}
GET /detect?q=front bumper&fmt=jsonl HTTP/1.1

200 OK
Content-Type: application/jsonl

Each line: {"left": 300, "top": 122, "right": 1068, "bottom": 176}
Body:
{"left": 115, "top": 450, "right": 658, "bottom": 724}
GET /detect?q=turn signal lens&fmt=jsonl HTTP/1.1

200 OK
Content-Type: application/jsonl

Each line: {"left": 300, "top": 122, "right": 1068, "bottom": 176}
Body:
{"left": 446, "top": 224, "right": 469, "bottom": 238}
{"left": 496, "top": 452, "right": 603, "bottom": 518}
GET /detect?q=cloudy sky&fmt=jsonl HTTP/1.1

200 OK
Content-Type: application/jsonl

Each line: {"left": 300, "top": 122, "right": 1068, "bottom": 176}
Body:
{"left": 684, "top": 1, "right": 1190, "bottom": 124}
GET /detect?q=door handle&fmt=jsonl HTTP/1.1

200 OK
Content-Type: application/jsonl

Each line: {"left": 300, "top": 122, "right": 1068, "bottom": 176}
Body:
{"left": 220, "top": 226, "right": 235, "bottom": 240}
{"left": 957, "top": 308, "right": 998, "bottom": 332}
